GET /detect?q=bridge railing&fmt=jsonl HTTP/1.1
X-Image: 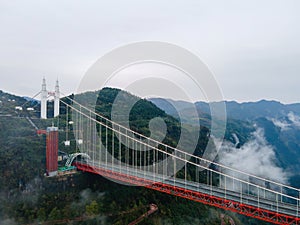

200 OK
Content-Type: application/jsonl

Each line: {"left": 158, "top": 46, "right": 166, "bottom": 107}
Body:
{"left": 60, "top": 96, "right": 300, "bottom": 217}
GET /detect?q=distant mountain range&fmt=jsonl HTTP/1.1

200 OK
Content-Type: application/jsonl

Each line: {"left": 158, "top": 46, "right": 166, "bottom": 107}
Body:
{"left": 2, "top": 88, "right": 300, "bottom": 187}
{"left": 150, "top": 97, "right": 300, "bottom": 187}
{"left": 23, "top": 96, "right": 39, "bottom": 103}
{"left": 0, "top": 88, "right": 296, "bottom": 224}
{"left": 149, "top": 98, "right": 300, "bottom": 121}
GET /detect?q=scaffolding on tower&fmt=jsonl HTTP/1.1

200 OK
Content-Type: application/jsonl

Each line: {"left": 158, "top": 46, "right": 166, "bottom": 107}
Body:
{"left": 46, "top": 126, "right": 59, "bottom": 176}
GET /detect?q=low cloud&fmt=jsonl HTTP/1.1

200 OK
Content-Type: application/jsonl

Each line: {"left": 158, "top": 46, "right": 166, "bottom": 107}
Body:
{"left": 270, "top": 112, "right": 300, "bottom": 131}
{"left": 218, "top": 128, "right": 289, "bottom": 186}
{"left": 270, "top": 118, "right": 291, "bottom": 131}
{"left": 288, "top": 112, "right": 300, "bottom": 128}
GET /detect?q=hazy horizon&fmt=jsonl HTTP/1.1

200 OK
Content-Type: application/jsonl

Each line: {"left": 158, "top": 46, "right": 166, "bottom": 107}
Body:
{"left": 1, "top": 1, "right": 299, "bottom": 104}
{"left": 1, "top": 86, "right": 299, "bottom": 105}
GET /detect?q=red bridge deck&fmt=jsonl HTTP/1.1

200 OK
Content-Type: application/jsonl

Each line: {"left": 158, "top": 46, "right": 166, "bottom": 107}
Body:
{"left": 74, "top": 162, "right": 300, "bottom": 225}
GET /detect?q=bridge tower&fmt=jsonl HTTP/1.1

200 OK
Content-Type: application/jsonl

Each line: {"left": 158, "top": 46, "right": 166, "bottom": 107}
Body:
{"left": 46, "top": 126, "right": 59, "bottom": 176}
{"left": 40, "top": 78, "right": 60, "bottom": 119}
{"left": 41, "top": 78, "right": 47, "bottom": 119}
{"left": 54, "top": 79, "right": 60, "bottom": 117}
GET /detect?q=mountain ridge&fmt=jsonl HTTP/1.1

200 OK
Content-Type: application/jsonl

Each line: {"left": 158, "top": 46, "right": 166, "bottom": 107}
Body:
{"left": 149, "top": 97, "right": 300, "bottom": 121}
{"left": 150, "top": 96, "right": 300, "bottom": 188}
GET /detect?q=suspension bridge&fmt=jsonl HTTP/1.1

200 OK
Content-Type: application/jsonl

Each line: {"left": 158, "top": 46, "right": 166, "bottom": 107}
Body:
{"left": 54, "top": 94, "right": 300, "bottom": 225}
{"left": 33, "top": 79, "right": 300, "bottom": 225}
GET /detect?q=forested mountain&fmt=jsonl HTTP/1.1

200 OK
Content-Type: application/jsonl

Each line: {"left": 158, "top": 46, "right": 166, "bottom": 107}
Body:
{"left": 0, "top": 89, "right": 271, "bottom": 225}
{"left": 150, "top": 98, "right": 300, "bottom": 121}
{"left": 150, "top": 97, "right": 300, "bottom": 188}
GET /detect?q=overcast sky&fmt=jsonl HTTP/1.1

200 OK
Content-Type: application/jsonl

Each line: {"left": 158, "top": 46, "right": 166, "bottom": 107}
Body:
{"left": 0, "top": 0, "right": 299, "bottom": 103}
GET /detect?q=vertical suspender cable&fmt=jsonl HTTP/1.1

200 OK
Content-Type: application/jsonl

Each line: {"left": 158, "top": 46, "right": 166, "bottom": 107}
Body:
{"left": 112, "top": 125, "right": 114, "bottom": 171}
{"left": 105, "top": 120, "right": 108, "bottom": 169}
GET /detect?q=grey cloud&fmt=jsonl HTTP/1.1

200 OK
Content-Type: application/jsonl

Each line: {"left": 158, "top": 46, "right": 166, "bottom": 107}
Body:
{"left": 0, "top": 0, "right": 300, "bottom": 103}
{"left": 218, "top": 128, "right": 289, "bottom": 184}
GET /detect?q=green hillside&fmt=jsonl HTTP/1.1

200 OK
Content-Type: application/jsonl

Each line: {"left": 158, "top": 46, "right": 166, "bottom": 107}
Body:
{"left": 150, "top": 97, "right": 300, "bottom": 187}
{"left": 0, "top": 89, "right": 270, "bottom": 225}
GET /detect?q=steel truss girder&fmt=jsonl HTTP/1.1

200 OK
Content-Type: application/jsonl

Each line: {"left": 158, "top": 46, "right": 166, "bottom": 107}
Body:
{"left": 74, "top": 162, "right": 300, "bottom": 225}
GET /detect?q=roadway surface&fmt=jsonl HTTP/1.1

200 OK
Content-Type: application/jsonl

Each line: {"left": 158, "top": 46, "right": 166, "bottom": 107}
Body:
{"left": 78, "top": 160, "right": 299, "bottom": 218}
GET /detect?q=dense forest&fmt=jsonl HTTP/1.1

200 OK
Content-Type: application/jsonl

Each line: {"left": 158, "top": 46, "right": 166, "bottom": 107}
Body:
{"left": 0, "top": 89, "right": 271, "bottom": 225}
{"left": 151, "top": 97, "right": 300, "bottom": 188}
